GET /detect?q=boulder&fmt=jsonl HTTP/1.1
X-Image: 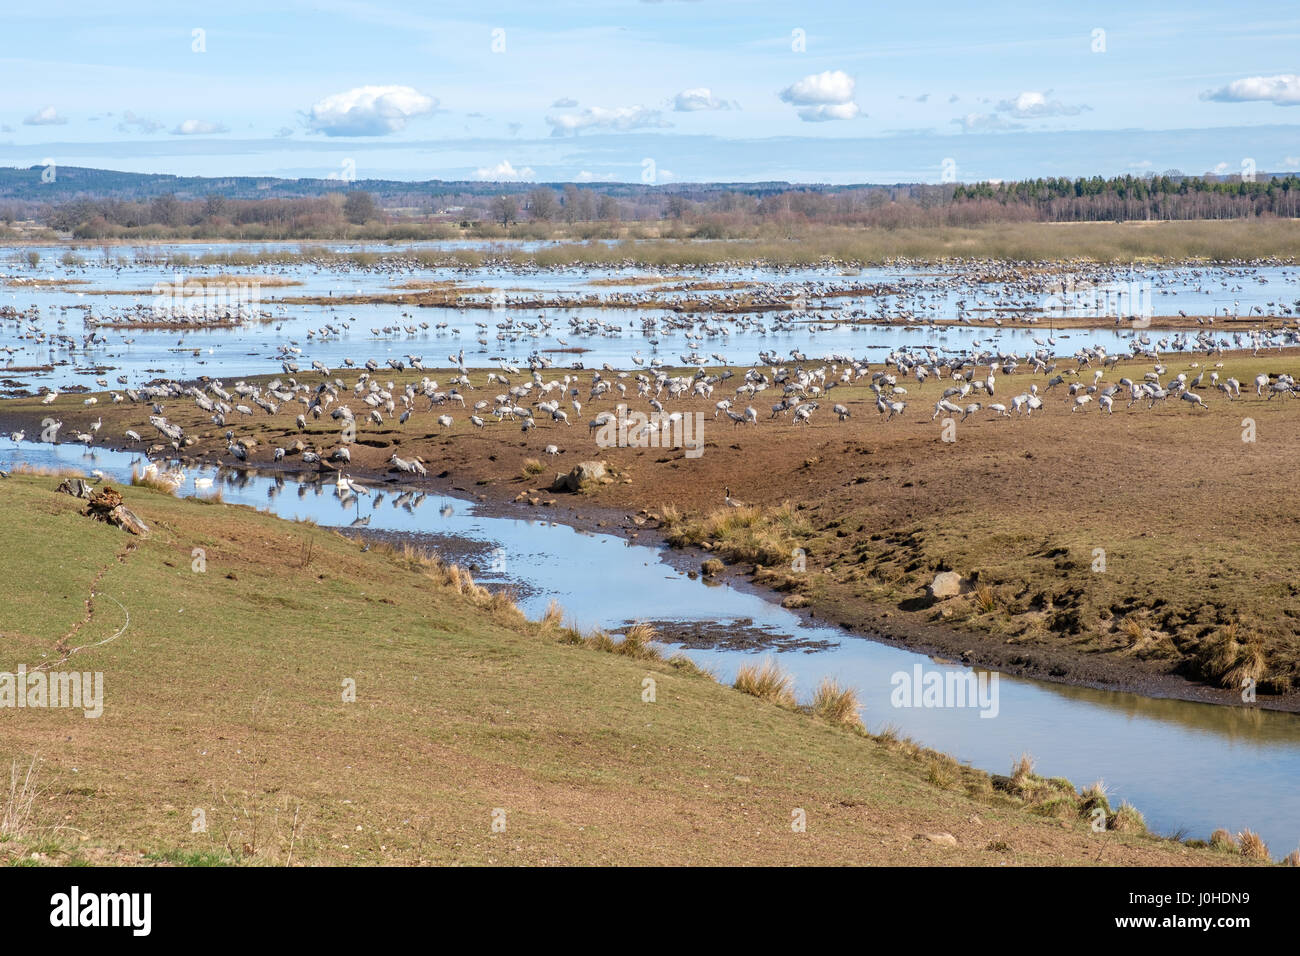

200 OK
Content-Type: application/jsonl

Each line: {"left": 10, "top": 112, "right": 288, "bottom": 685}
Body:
{"left": 920, "top": 832, "right": 958, "bottom": 847}
{"left": 553, "top": 460, "right": 607, "bottom": 492}
{"left": 928, "top": 571, "right": 967, "bottom": 600}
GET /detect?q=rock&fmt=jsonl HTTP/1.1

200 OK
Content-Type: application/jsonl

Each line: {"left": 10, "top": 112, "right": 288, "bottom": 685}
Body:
{"left": 920, "top": 832, "right": 958, "bottom": 847}
{"left": 701, "top": 558, "right": 724, "bottom": 577}
{"left": 554, "top": 460, "right": 607, "bottom": 492}
{"left": 929, "top": 571, "right": 967, "bottom": 599}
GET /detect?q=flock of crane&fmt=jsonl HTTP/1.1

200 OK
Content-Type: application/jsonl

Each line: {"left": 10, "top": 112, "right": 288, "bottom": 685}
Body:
{"left": 6, "top": 255, "right": 1300, "bottom": 491}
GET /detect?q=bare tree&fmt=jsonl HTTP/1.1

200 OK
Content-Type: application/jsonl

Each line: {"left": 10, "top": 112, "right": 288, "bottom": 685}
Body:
{"left": 490, "top": 194, "right": 519, "bottom": 226}
{"left": 528, "top": 187, "right": 558, "bottom": 221}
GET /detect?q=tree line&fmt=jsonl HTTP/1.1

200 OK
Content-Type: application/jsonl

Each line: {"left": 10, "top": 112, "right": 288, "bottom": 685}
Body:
{"left": 4, "top": 171, "right": 1297, "bottom": 239}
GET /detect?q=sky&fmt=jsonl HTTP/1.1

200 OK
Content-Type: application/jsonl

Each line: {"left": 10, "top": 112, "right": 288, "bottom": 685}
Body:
{"left": 1, "top": 0, "right": 1297, "bottom": 184}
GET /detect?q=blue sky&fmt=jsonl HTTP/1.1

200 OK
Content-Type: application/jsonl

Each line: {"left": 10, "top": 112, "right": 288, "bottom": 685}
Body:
{"left": 2, "top": 0, "right": 1297, "bottom": 183}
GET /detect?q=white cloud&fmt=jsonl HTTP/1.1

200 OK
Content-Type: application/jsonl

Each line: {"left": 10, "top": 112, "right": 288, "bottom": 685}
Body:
{"left": 780, "top": 70, "right": 855, "bottom": 105}
{"left": 171, "top": 119, "right": 229, "bottom": 135}
{"left": 779, "top": 70, "right": 860, "bottom": 122}
{"left": 306, "top": 85, "right": 437, "bottom": 136}
{"left": 551, "top": 97, "right": 578, "bottom": 108}
{"left": 1202, "top": 74, "right": 1300, "bottom": 106}
{"left": 24, "top": 106, "right": 67, "bottom": 126}
{"left": 953, "top": 112, "right": 1024, "bottom": 132}
{"left": 673, "top": 87, "right": 734, "bottom": 111}
{"left": 116, "top": 111, "right": 163, "bottom": 134}
{"left": 796, "top": 102, "right": 862, "bottom": 122}
{"left": 996, "top": 91, "right": 1090, "bottom": 118}
{"left": 1284, "top": 156, "right": 1300, "bottom": 167}
{"left": 575, "top": 170, "right": 616, "bottom": 182}
{"left": 474, "top": 159, "right": 535, "bottom": 181}
{"left": 546, "top": 105, "right": 670, "bottom": 136}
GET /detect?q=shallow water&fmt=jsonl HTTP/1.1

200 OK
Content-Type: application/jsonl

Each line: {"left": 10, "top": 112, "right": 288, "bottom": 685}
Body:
{"left": 5, "top": 439, "right": 1298, "bottom": 856}
{"left": 5, "top": 243, "right": 1299, "bottom": 392}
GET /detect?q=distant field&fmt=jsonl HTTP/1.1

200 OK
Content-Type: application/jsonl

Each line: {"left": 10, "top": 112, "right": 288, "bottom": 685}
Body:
{"left": 6, "top": 219, "right": 1300, "bottom": 265}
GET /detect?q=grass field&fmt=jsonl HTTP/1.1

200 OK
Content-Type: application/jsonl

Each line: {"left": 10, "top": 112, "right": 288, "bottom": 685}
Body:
{"left": 19, "top": 219, "right": 1299, "bottom": 266}
{"left": 0, "top": 474, "right": 1259, "bottom": 865}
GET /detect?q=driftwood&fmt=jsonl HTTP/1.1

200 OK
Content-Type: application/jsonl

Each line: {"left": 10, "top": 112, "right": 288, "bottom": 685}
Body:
{"left": 56, "top": 477, "right": 94, "bottom": 499}
{"left": 62, "top": 484, "right": 153, "bottom": 537}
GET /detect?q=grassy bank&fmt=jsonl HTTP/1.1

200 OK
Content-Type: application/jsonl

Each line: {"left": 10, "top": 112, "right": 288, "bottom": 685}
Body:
{"left": 0, "top": 473, "right": 1258, "bottom": 865}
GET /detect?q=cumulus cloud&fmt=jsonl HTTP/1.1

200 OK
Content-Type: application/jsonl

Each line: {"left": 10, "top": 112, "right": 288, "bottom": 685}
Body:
{"left": 24, "top": 106, "right": 67, "bottom": 126}
{"left": 798, "top": 102, "right": 862, "bottom": 122}
{"left": 171, "top": 119, "right": 229, "bottom": 135}
{"left": 306, "top": 85, "right": 437, "bottom": 136}
{"left": 1201, "top": 74, "right": 1300, "bottom": 106}
{"left": 474, "top": 159, "right": 535, "bottom": 181}
{"left": 952, "top": 112, "right": 1024, "bottom": 132}
{"left": 779, "top": 70, "right": 861, "bottom": 122}
{"left": 575, "top": 170, "right": 616, "bottom": 182}
{"left": 673, "top": 87, "right": 735, "bottom": 111}
{"left": 551, "top": 97, "right": 578, "bottom": 108}
{"left": 995, "top": 91, "right": 1091, "bottom": 117}
{"left": 116, "top": 111, "right": 163, "bottom": 134}
{"left": 1284, "top": 155, "right": 1300, "bottom": 167}
{"left": 545, "top": 105, "right": 670, "bottom": 136}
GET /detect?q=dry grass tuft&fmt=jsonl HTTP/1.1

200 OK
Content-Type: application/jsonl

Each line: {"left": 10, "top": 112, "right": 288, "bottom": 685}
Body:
{"left": 1200, "top": 622, "right": 1268, "bottom": 689}
{"left": 612, "top": 622, "right": 663, "bottom": 660}
{"left": 1108, "top": 801, "right": 1147, "bottom": 834}
{"left": 733, "top": 658, "right": 797, "bottom": 708}
{"left": 1237, "top": 828, "right": 1270, "bottom": 861}
{"left": 661, "top": 502, "right": 812, "bottom": 567}
{"left": 1209, "top": 828, "right": 1236, "bottom": 851}
{"left": 1, "top": 756, "right": 41, "bottom": 839}
{"left": 809, "top": 678, "right": 861, "bottom": 727}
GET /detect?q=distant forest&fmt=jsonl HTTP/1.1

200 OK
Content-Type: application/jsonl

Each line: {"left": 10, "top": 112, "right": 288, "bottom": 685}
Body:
{"left": 0, "top": 165, "right": 1296, "bottom": 240}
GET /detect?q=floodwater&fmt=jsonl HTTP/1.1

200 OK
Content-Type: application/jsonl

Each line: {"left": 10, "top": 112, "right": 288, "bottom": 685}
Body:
{"left": 4, "top": 242, "right": 1299, "bottom": 391}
